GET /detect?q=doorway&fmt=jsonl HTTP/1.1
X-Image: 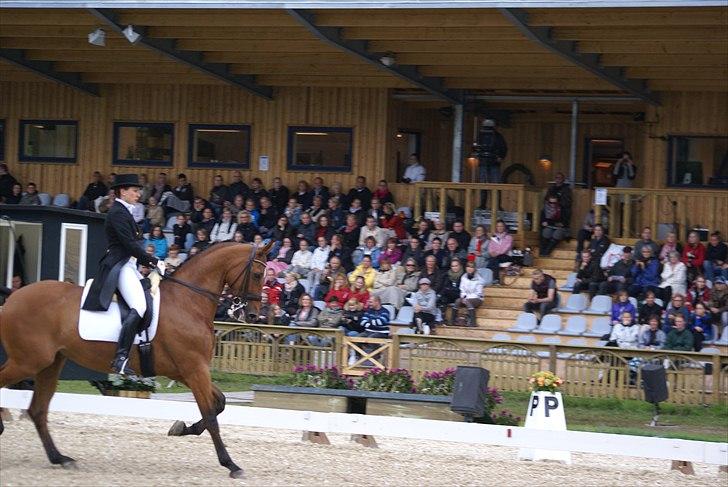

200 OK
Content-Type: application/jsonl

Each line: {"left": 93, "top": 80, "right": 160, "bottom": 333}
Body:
{"left": 394, "top": 130, "right": 421, "bottom": 182}
{"left": 0, "top": 219, "right": 42, "bottom": 287}
{"left": 584, "top": 138, "right": 624, "bottom": 188}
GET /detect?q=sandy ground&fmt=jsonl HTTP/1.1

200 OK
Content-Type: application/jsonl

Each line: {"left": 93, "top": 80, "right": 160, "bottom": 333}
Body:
{"left": 0, "top": 410, "right": 725, "bottom": 487}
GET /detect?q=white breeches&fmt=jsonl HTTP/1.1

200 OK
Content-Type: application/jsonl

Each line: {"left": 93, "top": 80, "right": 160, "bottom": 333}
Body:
{"left": 117, "top": 258, "right": 147, "bottom": 316}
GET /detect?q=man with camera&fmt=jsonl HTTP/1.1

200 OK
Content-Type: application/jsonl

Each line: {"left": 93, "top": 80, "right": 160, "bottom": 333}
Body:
{"left": 628, "top": 246, "right": 661, "bottom": 299}
{"left": 473, "top": 119, "right": 508, "bottom": 184}
{"left": 613, "top": 151, "right": 637, "bottom": 188}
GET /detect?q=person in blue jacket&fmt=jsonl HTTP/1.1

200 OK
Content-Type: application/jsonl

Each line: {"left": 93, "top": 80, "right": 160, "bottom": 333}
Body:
{"left": 628, "top": 246, "right": 661, "bottom": 299}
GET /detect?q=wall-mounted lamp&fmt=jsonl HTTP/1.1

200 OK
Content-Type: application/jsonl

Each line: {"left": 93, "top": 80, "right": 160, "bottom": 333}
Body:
{"left": 379, "top": 53, "right": 396, "bottom": 67}
{"left": 538, "top": 154, "right": 552, "bottom": 170}
{"left": 123, "top": 25, "right": 142, "bottom": 44}
{"left": 87, "top": 28, "right": 106, "bottom": 47}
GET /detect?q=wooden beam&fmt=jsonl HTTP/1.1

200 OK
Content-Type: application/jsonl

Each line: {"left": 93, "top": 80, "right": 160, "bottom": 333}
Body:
{"left": 527, "top": 8, "right": 728, "bottom": 27}
{"left": 229, "top": 63, "right": 385, "bottom": 76}
{"left": 552, "top": 26, "right": 728, "bottom": 41}
{"left": 0, "top": 37, "right": 144, "bottom": 50}
{"left": 396, "top": 53, "right": 571, "bottom": 66}
{"left": 0, "top": 11, "right": 96, "bottom": 26}
{"left": 343, "top": 26, "right": 527, "bottom": 41}
{"left": 205, "top": 52, "right": 356, "bottom": 64}
{"left": 117, "top": 11, "right": 298, "bottom": 27}
{"left": 420, "top": 66, "right": 587, "bottom": 78}
{"left": 175, "top": 39, "right": 339, "bottom": 52}
{"left": 577, "top": 40, "right": 728, "bottom": 55}
{"left": 24, "top": 50, "right": 164, "bottom": 62}
{"left": 82, "top": 73, "right": 224, "bottom": 84}
{"left": 445, "top": 77, "right": 616, "bottom": 90}
{"left": 0, "top": 48, "right": 99, "bottom": 95}
{"left": 314, "top": 10, "right": 511, "bottom": 28}
{"left": 256, "top": 75, "right": 408, "bottom": 87}
{"left": 147, "top": 26, "right": 315, "bottom": 40}
{"left": 55, "top": 61, "right": 193, "bottom": 73}
{"left": 601, "top": 54, "right": 728, "bottom": 66}
{"left": 648, "top": 80, "right": 728, "bottom": 91}
{"left": 367, "top": 40, "right": 542, "bottom": 53}
{"left": 627, "top": 67, "right": 728, "bottom": 80}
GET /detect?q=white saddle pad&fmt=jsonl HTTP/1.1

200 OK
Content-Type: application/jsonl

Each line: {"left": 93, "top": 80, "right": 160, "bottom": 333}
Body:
{"left": 78, "top": 280, "right": 161, "bottom": 344}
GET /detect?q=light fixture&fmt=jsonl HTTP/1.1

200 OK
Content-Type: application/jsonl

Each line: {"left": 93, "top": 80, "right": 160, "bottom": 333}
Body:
{"left": 123, "top": 25, "right": 142, "bottom": 44}
{"left": 379, "top": 53, "right": 396, "bottom": 67}
{"left": 538, "top": 154, "right": 552, "bottom": 169}
{"left": 87, "top": 28, "right": 106, "bottom": 47}
{"left": 395, "top": 133, "right": 404, "bottom": 139}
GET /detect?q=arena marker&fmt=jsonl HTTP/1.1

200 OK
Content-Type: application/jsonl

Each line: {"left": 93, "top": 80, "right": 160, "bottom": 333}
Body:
{"left": 507, "top": 429, "right": 512, "bottom": 438}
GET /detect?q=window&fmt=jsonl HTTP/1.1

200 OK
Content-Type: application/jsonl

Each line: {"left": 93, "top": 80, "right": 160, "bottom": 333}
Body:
{"left": 188, "top": 124, "right": 251, "bottom": 168}
{"left": 667, "top": 135, "right": 728, "bottom": 188}
{"left": 0, "top": 120, "right": 5, "bottom": 161}
{"left": 584, "top": 138, "right": 624, "bottom": 188}
{"left": 287, "top": 126, "right": 353, "bottom": 172}
{"left": 59, "top": 223, "right": 87, "bottom": 285}
{"left": 113, "top": 122, "right": 174, "bottom": 166}
{"left": 19, "top": 120, "right": 78, "bottom": 163}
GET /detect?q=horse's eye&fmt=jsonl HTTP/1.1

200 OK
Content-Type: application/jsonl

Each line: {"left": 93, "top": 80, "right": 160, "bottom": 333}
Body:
{"left": 253, "top": 273, "right": 263, "bottom": 279}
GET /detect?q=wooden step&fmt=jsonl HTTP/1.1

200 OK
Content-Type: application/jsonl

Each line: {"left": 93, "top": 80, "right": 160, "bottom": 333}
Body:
{"left": 549, "top": 249, "right": 578, "bottom": 260}
{"left": 532, "top": 257, "right": 576, "bottom": 271}
{"left": 474, "top": 318, "right": 517, "bottom": 330}
{"left": 486, "top": 286, "right": 533, "bottom": 298}
{"left": 476, "top": 308, "right": 522, "bottom": 319}
{"left": 483, "top": 296, "right": 525, "bottom": 309}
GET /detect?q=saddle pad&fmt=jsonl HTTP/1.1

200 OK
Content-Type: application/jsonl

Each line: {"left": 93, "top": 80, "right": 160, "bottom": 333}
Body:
{"left": 78, "top": 280, "right": 160, "bottom": 344}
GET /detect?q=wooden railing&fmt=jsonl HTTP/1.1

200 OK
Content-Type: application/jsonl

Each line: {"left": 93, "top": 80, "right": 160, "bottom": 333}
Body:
{"left": 213, "top": 322, "right": 728, "bottom": 405}
{"left": 411, "top": 182, "right": 544, "bottom": 248}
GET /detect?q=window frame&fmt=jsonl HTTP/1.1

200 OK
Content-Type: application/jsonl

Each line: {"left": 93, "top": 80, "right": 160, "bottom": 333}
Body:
{"left": 187, "top": 123, "right": 252, "bottom": 169}
{"left": 59, "top": 223, "right": 88, "bottom": 285}
{"left": 112, "top": 121, "right": 175, "bottom": 167}
{"left": 0, "top": 120, "right": 5, "bottom": 162}
{"left": 18, "top": 119, "right": 78, "bottom": 164}
{"left": 666, "top": 133, "right": 728, "bottom": 188}
{"left": 286, "top": 126, "right": 353, "bottom": 173}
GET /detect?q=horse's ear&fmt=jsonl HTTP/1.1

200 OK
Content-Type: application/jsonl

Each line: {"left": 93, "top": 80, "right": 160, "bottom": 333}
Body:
{"left": 259, "top": 241, "right": 274, "bottom": 256}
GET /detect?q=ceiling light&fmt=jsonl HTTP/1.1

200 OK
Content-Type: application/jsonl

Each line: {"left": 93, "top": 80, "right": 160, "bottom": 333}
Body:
{"left": 379, "top": 54, "right": 396, "bottom": 67}
{"left": 87, "top": 28, "right": 106, "bottom": 47}
{"left": 123, "top": 25, "right": 141, "bottom": 44}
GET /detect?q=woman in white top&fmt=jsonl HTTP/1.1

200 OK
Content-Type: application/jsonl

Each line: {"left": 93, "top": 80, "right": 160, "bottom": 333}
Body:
{"left": 453, "top": 261, "right": 484, "bottom": 327}
{"left": 307, "top": 236, "right": 331, "bottom": 293}
{"left": 289, "top": 239, "right": 313, "bottom": 278}
{"left": 659, "top": 251, "right": 687, "bottom": 302}
{"left": 210, "top": 208, "right": 237, "bottom": 242}
{"left": 609, "top": 311, "right": 640, "bottom": 348}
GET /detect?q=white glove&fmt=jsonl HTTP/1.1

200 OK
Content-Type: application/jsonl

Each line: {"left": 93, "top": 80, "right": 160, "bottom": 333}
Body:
{"left": 156, "top": 260, "right": 166, "bottom": 276}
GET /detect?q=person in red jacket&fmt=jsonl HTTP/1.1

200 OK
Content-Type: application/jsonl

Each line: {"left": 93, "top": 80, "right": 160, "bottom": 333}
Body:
{"left": 380, "top": 202, "right": 407, "bottom": 240}
{"left": 682, "top": 231, "right": 706, "bottom": 282}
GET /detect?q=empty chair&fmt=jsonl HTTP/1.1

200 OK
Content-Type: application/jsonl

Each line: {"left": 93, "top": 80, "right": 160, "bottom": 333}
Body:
{"left": 52, "top": 193, "right": 70, "bottom": 207}
{"left": 557, "top": 293, "right": 588, "bottom": 314}
{"left": 713, "top": 327, "right": 728, "bottom": 345}
{"left": 508, "top": 312, "right": 538, "bottom": 332}
{"left": 584, "top": 317, "right": 612, "bottom": 338}
{"left": 584, "top": 295, "right": 612, "bottom": 315}
{"left": 516, "top": 334, "right": 536, "bottom": 343}
{"left": 558, "top": 315, "right": 588, "bottom": 336}
{"left": 390, "top": 306, "right": 414, "bottom": 325}
{"left": 558, "top": 272, "right": 577, "bottom": 292}
{"left": 700, "top": 347, "right": 720, "bottom": 355}
{"left": 477, "top": 268, "right": 494, "bottom": 286}
{"left": 491, "top": 332, "right": 512, "bottom": 341}
{"left": 383, "top": 304, "right": 396, "bottom": 319}
{"left": 38, "top": 192, "right": 52, "bottom": 205}
{"left": 165, "top": 215, "right": 177, "bottom": 232}
{"left": 533, "top": 314, "right": 562, "bottom": 334}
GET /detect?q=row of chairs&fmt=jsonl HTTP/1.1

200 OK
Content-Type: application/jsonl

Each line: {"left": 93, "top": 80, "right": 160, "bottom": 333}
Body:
{"left": 556, "top": 292, "right": 664, "bottom": 315}
{"left": 509, "top": 313, "right": 611, "bottom": 337}
{"left": 23, "top": 192, "right": 71, "bottom": 207}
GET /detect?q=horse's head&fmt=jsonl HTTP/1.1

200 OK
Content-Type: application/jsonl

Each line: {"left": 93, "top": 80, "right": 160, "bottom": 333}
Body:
{"left": 226, "top": 241, "right": 272, "bottom": 322}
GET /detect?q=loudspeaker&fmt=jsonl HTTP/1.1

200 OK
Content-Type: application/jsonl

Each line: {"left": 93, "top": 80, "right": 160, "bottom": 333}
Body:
{"left": 641, "top": 363, "right": 668, "bottom": 404}
{"left": 450, "top": 366, "right": 490, "bottom": 418}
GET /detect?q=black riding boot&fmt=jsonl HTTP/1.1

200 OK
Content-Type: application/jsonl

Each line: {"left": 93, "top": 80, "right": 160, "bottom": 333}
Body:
{"left": 111, "top": 310, "right": 141, "bottom": 376}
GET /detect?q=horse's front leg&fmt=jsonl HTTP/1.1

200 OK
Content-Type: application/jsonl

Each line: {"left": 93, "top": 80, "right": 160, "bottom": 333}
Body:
{"left": 168, "top": 383, "right": 226, "bottom": 437}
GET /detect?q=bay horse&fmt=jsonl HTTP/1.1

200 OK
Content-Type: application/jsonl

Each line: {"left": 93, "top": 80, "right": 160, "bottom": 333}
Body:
{"left": 0, "top": 241, "right": 271, "bottom": 479}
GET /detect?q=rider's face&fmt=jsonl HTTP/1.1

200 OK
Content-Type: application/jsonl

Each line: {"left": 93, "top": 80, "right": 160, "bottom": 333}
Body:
{"left": 120, "top": 186, "right": 141, "bottom": 204}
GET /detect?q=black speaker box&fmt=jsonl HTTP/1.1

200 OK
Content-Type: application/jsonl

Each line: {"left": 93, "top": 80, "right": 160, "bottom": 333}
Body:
{"left": 641, "top": 363, "right": 668, "bottom": 404}
{"left": 450, "top": 366, "right": 490, "bottom": 417}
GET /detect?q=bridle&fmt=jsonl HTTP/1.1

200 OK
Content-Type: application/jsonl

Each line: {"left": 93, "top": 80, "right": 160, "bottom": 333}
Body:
{"left": 161, "top": 244, "right": 266, "bottom": 314}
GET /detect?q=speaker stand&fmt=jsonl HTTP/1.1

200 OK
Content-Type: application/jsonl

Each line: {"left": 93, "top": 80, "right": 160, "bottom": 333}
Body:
{"left": 647, "top": 403, "right": 676, "bottom": 428}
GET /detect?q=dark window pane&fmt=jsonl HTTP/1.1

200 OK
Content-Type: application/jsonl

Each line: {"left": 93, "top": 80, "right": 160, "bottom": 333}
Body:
{"left": 668, "top": 135, "right": 728, "bottom": 187}
{"left": 114, "top": 123, "right": 174, "bottom": 166}
{"left": 189, "top": 125, "right": 250, "bottom": 168}
{"left": 19, "top": 121, "right": 77, "bottom": 162}
{"left": 0, "top": 121, "right": 4, "bottom": 161}
{"left": 288, "top": 127, "right": 352, "bottom": 172}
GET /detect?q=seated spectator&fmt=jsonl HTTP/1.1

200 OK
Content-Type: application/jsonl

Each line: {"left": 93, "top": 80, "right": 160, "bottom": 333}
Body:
{"left": 638, "top": 290, "right": 663, "bottom": 324}
{"left": 424, "top": 237, "right": 447, "bottom": 269}
{"left": 284, "top": 197, "right": 302, "bottom": 228}
{"left": 628, "top": 246, "right": 660, "bottom": 299}
{"left": 373, "top": 179, "right": 395, "bottom": 205}
{"left": 360, "top": 295, "right": 390, "bottom": 339}
{"left": 307, "top": 195, "right": 327, "bottom": 223}
{"left": 19, "top": 182, "right": 41, "bottom": 205}
{"left": 485, "top": 220, "right": 513, "bottom": 284}
{"left": 311, "top": 176, "right": 329, "bottom": 206}
{"left": 263, "top": 268, "right": 283, "bottom": 305}
{"left": 145, "top": 244, "right": 156, "bottom": 259}
{"left": 347, "top": 198, "right": 365, "bottom": 225}
{"left": 598, "top": 246, "right": 634, "bottom": 296}
{"left": 443, "top": 238, "right": 467, "bottom": 270}
{"left": 523, "top": 269, "right": 560, "bottom": 320}
{"left": 191, "top": 228, "right": 210, "bottom": 253}
{"left": 289, "top": 239, "right": 313, "bottom": 277}
{"left": 368, "top": 197, "right": 384, "bottom": 221}
{"left": 328, "top": 235, "right": 352, "bottom": 272}
{"left": 253, "top": 291, "right": 272, "bottom": 324}
{"left": 704, "top": 231, "right": 727, "bottom": 283}
{"left": 227, "top": 170, "right": 249, "bottom": 202}
{"left": 573, "top": 250, "right": 605, "bottom": 298}
{"left": 708, "top": 277, "right": 728, "bottom": 333}
{"left": 248, "top": 177, "right": 269, "bottom": 205}
{"left": 639, "top": 316, "right": 666, "bottom": 349}
{"left": 439, "top": 258, "right": 464, "bottom": 312}
{"left": 372, "top": 257, "right": 419, "bottom": 308}
{"left": 658, "top": 251, "right": 687, "bottom": 302}
{"left": 314, "top": 215, "right": 335, "bottom": 242}
{"left": 427, "top": 219, "right": 449, "bottom": 249}
{"left": 681, "top": 231, "right": 706, "bottom": 282}
{"left": 413, "top": 219, "right": 431, "bottom": 248}
{"left": 4, "top": 183, "right": 22, "bottom": 204}
{"left": 539, "top": 195, "right": 569, "bottom": 256}
{"left": 210, "top": 208, "right": 237, "bottom": 243}
{"left": 353, "top": 236, "right": 382, "bottom": 268}
{"left": 379, "top": 237, "right": 403, "bottom": 267}
{"left": 584, "top": 224, "right": 611, "bottom": 262}
{"left": 0, "top": 163, "right": 21, "bottom": 202}
{"left": 268, "top": 176, "right": 289, "bottom": 214}
{"left": 164, "top": 244, "right": 184, "bottom": 274}
{"left": 347, "top": 176, "right": 372, "bottom": 211}
{"left": 161, "top": 173, "right": 194, "bottom": 213}
{"left": 686, "top": 276, "right": 711, "bottom": 308}
{"left": 281, "top": 272, "right": 305, "bottom": 315}
{"left": 410, "top": 277, "right": 438, "bottom": 335}
{"left": 235, "top": 211, "right": 258, "bottom": 242}
{"left": 402, "top": 237, "right": 425, "bottom": 267}
{"left": 269, "top": 216, "right": 295, "bottom": 249}
{"left": 328, "top": 181, "right": 345, "bottom": 206}
{"left": 341, "top": 214, "right": 361, "bottom": 252}
{"left": 349, "top": 276, "right": 370, "bottom": 306}
{"left": 150, "top": 172, "right": 171, "bottom": 204}
{"left": 349, "top": 255, "right": 376, "bottom": 290}
{"left": 270, "top": 304, "right": 290, "bottom": 326}
{"left": 663, "top": 294, "right": 692, "bottom": 335}
{"left": 690, "top": 302, "right": 713, "bottom": 351}
{"left": 659, "top": 232, "right": 682, "bottom": 264}
{"left": 257, "top": 197, "right": 277, "bottom": 233}
{"left": 449, "top": 220, "right": 471, "bottom": 251}
{"left": 380, "top": 203, "right": 406, "bottom": 240}
{"left": 144, "top": 225, "right": 168, "bottom": 259}
{"left": 468, "top": 225, "right": 490, "bottom": 269}
{"left": 232, "top": 231, "right": 245, "bottom": 243}
{"left": 288, "top": 293, "right": 319, "bottom": 328}
{"left": 317, "top": 294, "right": 344, "bottom": 329}
{"left": 453, "top": 261, "right": 484, "bottom": 327}
{"left": 324, "top": 274, "right": 350, "bottom": 310}
{"left": 633, "top": 227, "right": 660, "bottom": 258}
{"left": 371, "top": 257, "right": 398, "bottom": 296}
{"left": 77, "top": 171, "right": 108, "bottom": 211}
{"left": 196, "top": 207, "right": 217, "bottom": 236}
{"left": 96, "top": 189, "right": 115, "bottom": 213}
{"left": 242, "top": 198, "right": 260, "bottom": 226}
{"left": 189, "top": 197, "right": 208, "bottom": 227}
{"left": 144, "top": 196, "right": 165, "bottom": 232}
{"left": 295, "top": 212, "right": 316, "bottom": 245}
{"left": 359, "top": 216, "right": 387, "bottom": 248}
{"left": 137, "top": 173, "right": 151, "bottom": 204}
{"left": 663, "top": 314, "right": 694, "bottom": 351}
{"left": 172, "top": 214, "right": 192, "bottom": 249}
{"left": 294, "top": 180, "right": 313, "bottom": 209}
{"left": 609, "top": 311, "right": 639, "bottom": 348}
{"left": 340, "top": 298, "right": 364, "bottom": 336}
{"left": 575, "top": 208, "right": 608, "bottom": 254}
{"left": 545, "top": 172, "right": 573, "bottom": 224}
{"left": 268, "top": 237, "right": 295, "bottom": 275}
{"left": 327, "top": 196, "right": 345, "bottom": 230}
{"left": 307, "top": 236, "right": 331, "bottom": 293}
{"left": 611, "top": 290, "right": 637, "bottom": 324}
{"left": 402, "top": 153, "right": 426, "bottom": 184}
{"left": 187, "top": 246, "right": 200, "bottom": 258}
{"left": 229, "top": 194, "right": 246, "bottom": 219}
{"left": 208, "top": 174, "right": 228, "bottom": 215}
{"left": 421, "top": 255, "right": 443, "bottom": 291}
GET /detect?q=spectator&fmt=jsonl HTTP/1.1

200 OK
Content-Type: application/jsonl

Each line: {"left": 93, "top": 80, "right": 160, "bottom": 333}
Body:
{"left": 628, "top": 246, "right": 660, "bottom": 299}
{"left": 340, "top": 298, "right": 364, "bottom": 335}
{"left": 373, "top": 257, "right": 419, "bottom": 308}
{"left": 77, "top": 171, "right": 108, "bottom": 211}
{"left": 486, "top": 220, "right": 513, "bottom": 284}
{"left": 253, "top": 291, "right": 272, "bottom": 324}
{"left": 379, "top": 237, "right": 403, "bottom": 267}
{"left": 191, "top": 228, "right": 210, "bottom": 253}
{"left": 172, "top": 214, "right": 192, "bottom": 249}
{"left": 402, "top": 153, "right": 426, "bottom": 184}
{"left": 633, "top": 227, "right": 660, "bottom": 258}
{"left": 270, "top": 216, "right": 295, "bottom": 247}
{"left": 360, "top": 296, "right": 391, "bottom": 339}
{"left": 4, "top": 183, "right": 22, "bottom": 204}
{"left": 585, "top": 224, "right": 611, "bottom": 262}
{"left": 295, "top": 211, "right": 316, "bottom": 245}
{"left": 341, "top": 214, "right": 361, "bottom": 252}
{"left": 162, "top": 173, "right": 194, "bottom": 213}
{"left": 144, "top": 225, "right": 168, "bottom": 259}
{"left": 424, "top": 237, "right": 447, "bottom": 269}
{"left": 196, "top": 207, "right": 217, "bottom": 236}
{"left": 0, "top": 163, "right": 20, "bottom": 201}
{"left": 328, "top": 235, "right": 352, "bottom": 272}
{"left": 639, "top": 315, "right": 666, "bottom": 349}
{"left": 138, "top": 173, "right": 152, "bottom": 204}
{"left": 468, "top": 225, "right": 490, "bottom": 269}
{"left": 143, "top": 196, "right": 165, "bottom": 232}
{"left": 611, "top": 290, "right": 637, "bottom": 324}
{"left": 523, "top": 269, "right": 560, "bottom": 320}
{"left": 708, "top": 277, "right": 728, "bottom": 334}
{"left": 97, "top": 189, "right": 115, "bottom": 213}
{"left": 427, "top": 219, "right": 449, "bottom": 249}
{"left": 575, "top": 208, "right": 609, "bottom": 254}
{"left": 227, "top": 170, "right": 249, "bottom": 201}
{"left": 327, "top": 197, "right": 345, "bottom": 229}
{"left": 289, "top": 239, "right": 313, "bottom": 278}
{"left": 658, "top": 251, "right": 687, "bottom": 302}
{"left": 247, "top": 177, "right": 269, "bottom": 205}
{"left": 682, "top": 231, "right": 706, "bottom": 282}
{"left": 189, "top": 197, "right": 208, "bottom": 227}
{"left": 210, "top": 208, "right": 237, "bottom": 243}
{"left": 368, "top": 197, "right": 384, "bottom": 221}
{"left": 704, "top": 231, "right": 727, "bottom": 283}
{"left": 235, "top": 211, "right": 258, "bottom": 243}
{"left": 263, "top": 268, "right": 283, "bottom": 305}
{"left": 663, "top": 294, "right": 692, "bottom": 335}
{"left": 164, "top": 244, "right": 184, "bottom": 274}
{"left": 268, "top": 176, "right": 289, "bottom": 214}
{"left": 454, "top": 261, "right": 484, "bottom": 327}
{"left": 207, "top": 175, "right": 228, "bottom": 215}
{"left": 443, "top": 238, "right": 467, "bottom": 270}
{"left": 380, "top": 203, "right": 406, "bottom": 240}
{"left": 294, "top": 180, "right": 313, "bottom": 210}
{"left": 307, "top": 236, "right": 331, "bottom": 293}
{"left": 439, "top": 259, "right": 465, "bottom": 313}
{"left": 311, "top": 176, "right": 329, "bottom": 206}
{"left": 663, "top": 314, "right": 694, "bottom": 351}
{"left": 545, "top": 172, "right": 573, "bottom": 225}
{"left": 370, "top": 257, "right": 398, "bottom": 302}
{"left": 19, "top": 182, "right": 40, "bottom": 205}
{"left": 373, "top": 179, "right": 394, "bottom": 206}
{"left": 151, "top": 173, "right": 171, "bottom": 203}
{"left": 349, "top": 255, "right": 376, "bottom": 289}
{"left": 609, "top": 311, "right": 640, "bottom": 348}
{"left": 353, "top": 236, "right": 382, "bottom": 268}
{"left": 281, "top": 272, "right": 305, "bottom": 316}
{"left": 659, "top": 232, "right": 683, "bottom": 263}
{"left": 690, "top": 302, "right": 713, "bottom": 351}
{"left": 359, "top": 216, "right": 387, "bottom": 248}
{"left": 307, "top": 195, "right": 327, "bottom": 223}
{"left": 474, "top": 119, "right": 507, "bottom": 183}
{"left": 317, "top": 292, "right": 344, "bottom": 329}
{"left": 289, "top": 293, "right": 319, "bottom": 328}
{"left": 314, "top": 215, "right": 335, "bottom": 242}
{"left": 258, "top": 197, "right": 277, "bottom": 232}
{"left": 188, "top": 246, "right": 200, "bottom": 258}
{"left": 349, "top": 275, "right": 370, "bottom": 306}
{"left": 539, "top": 195, "right": 569, "bottom": 256}
{"left": 413, "top": 219, "right": 431, "bottom": 248}
{"left": 269, "top": 237, "right": 295, "bottom": 275}
{"left": 612, "top": 151, "right": 637, "bottom": 188}
{"left": 402, "top": 237, "right": 425, "bottom": 267}
{"left": 598, "top": 246, "right": 634, "bottom": 296}
{"left": 686, "top": 276, "right": 711, "bottom": 308}
{"left": 449, "top": 220, "right": 471, "bottom": 251}
{"left": 346, "top": 176, "right": 372, "bottom": 211}
{"left": 323, "top": 274, "right": 350, "bottom": 310}
{"left": 638, "top": 290, "right": 663, "bottom": 325}
{"left": 410, "top": 277, "right": 438, "bottom": 335}
{"left": 573, "top": 250, "right": 605, "bottom": 298}
{"left": 420, "top": 255, "right": 443, "bottom": 292}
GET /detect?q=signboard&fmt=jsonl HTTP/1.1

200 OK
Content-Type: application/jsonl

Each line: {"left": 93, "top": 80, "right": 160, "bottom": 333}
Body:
{"left": 518, "top": 391, "right": 572, "bottom": 464}
{"left": 258, "top": 155, "right": 269, "bottom": 171}
{"left": 594, "top": 187, "right": 608, "bottom": 206}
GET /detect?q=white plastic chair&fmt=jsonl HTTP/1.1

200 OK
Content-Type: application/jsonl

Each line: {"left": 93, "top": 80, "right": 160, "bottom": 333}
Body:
{"left": 508, "top": 312, "right": 538, "bottom": 332}
{"left": 700, "top": 347, "right": 720, "bottom": 355}
{"left": 491, "top": 332, "right": 512, "bottom": 341}
{"left": 38, "top": 192, "right": 52, "bottom": 205}
{"left": 313, "top": 300, "right": 326, "bottom": 310}
{"left": 52, "top": 193, "right": 70, "bottom": 207}
{"left": 558, "top": 315, "right": 587, "bottom": 336}
{"left": 558, "top": 272, "right": 577, "bottom": 291}
{"left": 391, "top": 306, "right": 414, "bottom": 325}
{"left": 584, "top": 317, "right": 612, "bottom": 338}
{"left": 383, "top": 304, "right": 396, "bottom": 319}
{"left": 584, "top": 295, "right": 612, "bottom": 315}
{"left": 477, "top": 268, "right": 493, "bottom": 287}
{"left": 516, "top": 334, "right": 536, "bottom": 343}
{"left": 557, "top": 293, "right": 588, "bottom": 314}
{"left": 533, "top": 314, "right": 562, "bottom": 334}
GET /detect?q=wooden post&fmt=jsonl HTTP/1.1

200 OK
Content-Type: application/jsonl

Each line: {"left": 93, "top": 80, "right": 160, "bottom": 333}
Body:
{"left": 439, "top": 187, "right": 447, "bottom": 224}
{"left": 594, "top": 205, "right": 603, "bottom": 230}
{"left": 680, "top": 196, "right": 688, "bottom": 238}
{"left": 608, "top": 195, "right": 617, "bottom": 239}
{"left": 390, "top": 333, "right": 401, "bottom": 369}
{"left": 413, "top": 183, "right": 421, "bottom": 221}
{"left": 490, "top": 187, "right": 499, "bottom": 230}
{"left": 548, "top": 345, "right": 557, "bottom": 373}
{"left": 622, "top": 195, "right": 632, "bottom": 239}
{"left": 649, "top": 193, "right": 659, "bottom": 234}
{"left": 425, "top": 188, "right": 433, "bottom": 214}
{"left": 464, "top": 188, "right": 473, "bottom": 233}
{"left": 712, "top": 355, "right": 721, "bottom": 405}
{"left": 708, "top": 196, "right": 716, "bottom": 236}
{"left": 517, "top": 189, "right": 526, "bottom": 249}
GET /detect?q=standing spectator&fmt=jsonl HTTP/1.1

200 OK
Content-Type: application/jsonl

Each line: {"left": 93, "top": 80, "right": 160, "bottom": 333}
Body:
{"left": 686, "top": 276, "right": 711, "bottom": 308}
{"left": 474, "top": 119, "right": 507, "bottom": 183}
{"left": 638, "top": 290, "right": 663, "bottom": 325}
{"left": 486, "top": 220, "right": 513, "bottom": 284}
{"left": 144, "top": 225, "right": 168, "bottom": 259}
{"left": 708, "top": 277, "right": 728, "bottom": 334}
{"left": 523, "top": 269, "right": 560, "bottom": 320}
{"left": 289, "top": 239, "right": 313, "bottom": 278}
{"left": 294, "top": 180, "right": 313, "bottom": 209}
{"left": 449, "top": 220, "right": 471, "bottom": 251}
{"left": 3, "top": 183, "right": 22, "bottom": 204}
{"left": 311, "top": 177, "right": 329, "bottom": 206}
{"left": 611, "top": 290, "right": 636, "bottom": 324}
{"left": 410, "top": 277, "right": 438, "bottom": 335}
{"left": 467, "top": 225, "right": 490, "bottom": 269}
{"left": 19, "top": 182, "right": 40, "bottom": 205}
{"left": 690, "top": 302, "right": 713, "bottom": 351}
{"left": 0, "top": 163, "right": 20, "bottom": 201}
{"left": 609, "top": 311, "right": 640, "bottom": 348}
{"left": 573, "top": 250, "right": 605, "bottom": 298}
{"left": 77, "top": 171, "right": 108, "bottom": 211}
{"left": 539, "top": 195, "right": 568, "bottom": 256}
{"left": 612, "top": 151, "right": 637, "bottom": 188}
{"left": 402, "top": 237, "right": 425, "bottom": 267}
{"left": 659, "top": 232, "right": 683, "bottom": 264}
{"left": 402, "top": 153, "right": 426, "bottom": 183}
{"left": 628, "top": 246, "right": 660, "bottom": 299}
{"left": 208, "top": 175, "right": 228, "bottom": 215}
{"left": 268, "top": 176, "right": 289, "bottom": 214}
{"left": 663, "top": 294, "right": 692, "bottom": 335}
{"left": 633, "top": 227, "right": 660, "bottom": 258}
{"left": 373, "top": 180, "right": 394, "bottom": 205}
{"left": 639, "top": 316, "right": 667, "bottom": 349}
{"left": 704, "top": 231, "right": 727, "bottom": 283}
{"left": 346, "top": 176, "right": 372, "bottom": 211}
{"left": 210, "top": 208, "right": 237, "bottom": 243}
{"left": 454, "top": 261, "right": 484, "bottom": 327}
{"left": 598, "top": 246, "right": 634, "bottom": 296}
{"left": 227, "top": 170, "right": 249, "bottom": 201}
{"left": 663, "top": 315, "right": 693, "bottom": 351}
{"left": 545, "top": 172, "right": 573, "bottom": 225}
{"left": 658, "top": 251, "right": 687, "bottom": 302}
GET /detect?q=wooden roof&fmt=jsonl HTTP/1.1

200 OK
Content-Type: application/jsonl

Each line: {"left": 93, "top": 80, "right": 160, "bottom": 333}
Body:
{"left": 0, "top": 7, "right": 726, "bottom": 97}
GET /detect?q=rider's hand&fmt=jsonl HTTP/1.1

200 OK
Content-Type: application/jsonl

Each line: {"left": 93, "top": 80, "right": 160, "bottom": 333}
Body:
{"left": 156, "top": 260, "right": 166, "bottom": 276}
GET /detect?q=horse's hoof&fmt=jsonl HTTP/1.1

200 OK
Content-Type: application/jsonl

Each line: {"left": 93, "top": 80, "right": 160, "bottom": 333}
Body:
{"left": 167, "top": 420, "right": 186, "bottom": 436}
{"left": 60, "top": 459, "right": 77, "bottom": 470}
{"left": 229, "top": 469, "right": 245, "bottom": 479}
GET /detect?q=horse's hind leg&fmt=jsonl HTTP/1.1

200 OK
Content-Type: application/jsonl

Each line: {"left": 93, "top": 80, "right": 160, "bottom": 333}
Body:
{"left": 168, "top": 383, "right": 226, "bottom": 437}
{"left": 0, "top": 360, "right": 36, "bottom": 436}
{"left": 27, "top": 353, "right": 76, "bottom": 468}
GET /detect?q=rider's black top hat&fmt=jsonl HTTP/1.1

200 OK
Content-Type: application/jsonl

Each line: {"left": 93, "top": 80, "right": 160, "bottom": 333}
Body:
{"left": 110, "top": 174, "right": 142, "bottom": 189}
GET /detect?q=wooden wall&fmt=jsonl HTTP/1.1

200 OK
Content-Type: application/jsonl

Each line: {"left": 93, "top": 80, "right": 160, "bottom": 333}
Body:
{"left": 0, "top": 82, "right": 389, "bottom": 198}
